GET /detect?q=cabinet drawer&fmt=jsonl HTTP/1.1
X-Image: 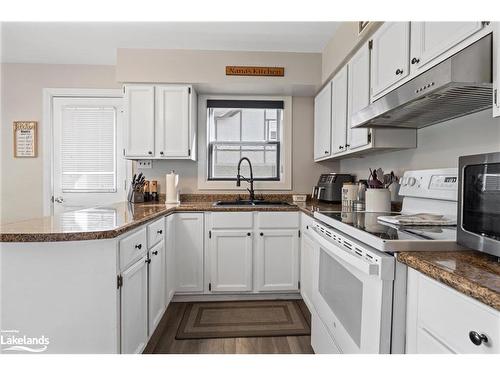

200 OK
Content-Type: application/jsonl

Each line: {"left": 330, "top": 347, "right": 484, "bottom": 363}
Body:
{"left": 209, "top": 212, "right": 253, "bottom": 229}
{"left": 120, "top": 228, "right": 147, "bottom": 271}
{"left": 417, "top": 274, "right": 500, "bottom": 353}
{"left": 147, "top": 217, "right": 165, "bottom": 248}
{"left": 257, "top": 212, "right": 299, "bottom": 229}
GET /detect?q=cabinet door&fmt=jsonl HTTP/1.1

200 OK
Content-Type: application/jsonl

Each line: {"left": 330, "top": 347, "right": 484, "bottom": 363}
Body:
{"left": 209, "top": 230, "right": 253, "bottom": 292}
{"left": 123, "top": 85, "right": 155, "bottom": 158}
{"left": 121, "top": 256, "right": 148, "bottom": 354}
{"left": 314, "top": 82, "right": 332, "bottom": 160}
{"left": 347, "top": 44, "right": 370, "bottom": 150}
{"left": 370, "top": 22, "right": 410, "bottom": 98}
{"left": 174, "top": 213, "right": 204, "bottom": 293}
{"left": 165, "top": 215, "right": 175, "bottom": 304}
{"left": 155, "top": 85, "right": 190, "bottom": 158}
{"left": 331, "top": 65, "right": 348, "bottom": 155}
{"left": 410, "top": 22, "right": 483, "bottom": 73}
{"left": 148, "top": 241, "right": 165, "bottom": 334}
{"left": 300, "top": 231, "right": 317, "bottom": 311}
{"left": 256, "top": 230, "right": 299, "bottom": 292}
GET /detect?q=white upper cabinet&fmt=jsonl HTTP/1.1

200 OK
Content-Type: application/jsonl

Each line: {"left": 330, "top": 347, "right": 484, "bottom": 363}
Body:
{"left": 410, "top": 22, "right": 483, "bottom": 73}
{"left": 331, "top": 65, "right": 348, "bottom": 155}
{"left": 155, "top": 85, "right": 191, "bottom": 158}
{"left": 347, "top": 44, "right": 370, "bottom": 150}
{"left": 124, "top": 85, "right": 155, "bottom": 158}
{"left": 124, "top": 84, "right": 196, "bottom": 160}
{"left": 370, "top": 22, "right": 410, "bottom": 98}
{"left": 314, "top": 82, "right": 332, "bottom": 160}
{"left": 208, "top": 230, "right": 253, "bottom": 292}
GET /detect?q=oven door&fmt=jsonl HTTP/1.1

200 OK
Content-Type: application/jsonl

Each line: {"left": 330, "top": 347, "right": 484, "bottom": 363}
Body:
{"left": 458, "top": 153, "right": 500, "bottom": 257}
{"left": 309, "top": 228, "right": 394, "bottom": 353}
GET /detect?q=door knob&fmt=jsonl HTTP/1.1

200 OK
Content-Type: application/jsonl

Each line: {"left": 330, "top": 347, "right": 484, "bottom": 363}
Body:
{"left": 54, "top": 196, "right": 64, "bottom": 203}
{"left": 395, "top": 69, "right": 404, "bottom": 75}
{"left": 411, "top": 57, "right": 420, "bottom": 64}
{"left": 152, "top": 250, "right": 158, "bottom": 256}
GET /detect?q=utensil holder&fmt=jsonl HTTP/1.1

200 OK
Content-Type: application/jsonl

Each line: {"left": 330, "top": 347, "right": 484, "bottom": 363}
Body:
{"left": 365, "top": 189, "right": 391, "bottom": 212}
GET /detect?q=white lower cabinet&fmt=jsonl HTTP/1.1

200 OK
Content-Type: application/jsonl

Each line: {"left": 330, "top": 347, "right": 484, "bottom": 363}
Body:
{"left": 120, "top": 256, "right": 149, "bottom": 354}
{"left": 174, "top": 212, "right": 204, "bottom": 293}
{"left": 209, "top": 230, "right": 253, "bottom": 292}
{"left": 148, "top": 240, "right": 165, "bottom": 334}
{"left": 300, "top": 222, "right": 316, "bottom": 311}
{"left": 406, "top": 268, "right": 500, "bottom": 354}
{"left": 165, "top": 214, "right": 176, "bottom": 304}
{"left": 256, "top": 229, "right": 300, "bottom": 292}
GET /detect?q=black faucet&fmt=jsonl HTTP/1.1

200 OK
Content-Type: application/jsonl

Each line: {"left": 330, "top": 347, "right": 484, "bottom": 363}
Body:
{"left": 236, "top": 157, "right": 255, "bottom": 201}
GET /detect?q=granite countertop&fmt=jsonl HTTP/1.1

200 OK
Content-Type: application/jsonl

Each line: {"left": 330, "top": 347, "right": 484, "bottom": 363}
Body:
{"left": 0, "top": 196, "right": 342, "bottom": 243}
{"left": 398, "top": 251, "right": 500, "bottom": 310}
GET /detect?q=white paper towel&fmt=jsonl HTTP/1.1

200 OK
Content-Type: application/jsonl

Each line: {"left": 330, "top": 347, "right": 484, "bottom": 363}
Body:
{"left": 165, "top": 171, "right": 179, "bottom": 204}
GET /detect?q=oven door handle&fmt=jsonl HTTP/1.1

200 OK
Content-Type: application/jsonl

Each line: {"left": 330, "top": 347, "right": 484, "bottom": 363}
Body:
{"left": 309, "top": 227, "right": 379, "bottom": 276}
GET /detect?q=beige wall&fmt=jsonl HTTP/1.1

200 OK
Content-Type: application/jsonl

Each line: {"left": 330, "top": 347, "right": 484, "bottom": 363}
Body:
{"left": 321, "top": 22, "right": 382, "bottom": 85}
{"left": 117, "top": 48, "right": 322, "bottom": 96}
{"left": 139, "top": 96, "right": 338, "bottom": 195}
{"left": 0, "top": 63, "right": 119, "bottom": 222}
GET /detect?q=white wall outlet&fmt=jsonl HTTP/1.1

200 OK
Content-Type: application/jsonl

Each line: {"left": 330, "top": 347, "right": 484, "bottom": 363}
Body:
{"left": 137, "top": 160, "right": 153, "bottom": 169}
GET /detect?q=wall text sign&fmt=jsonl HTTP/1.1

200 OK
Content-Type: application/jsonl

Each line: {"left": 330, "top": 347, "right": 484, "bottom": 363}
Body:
{"left": 225, "top": 66, "right": 285, "bottom": 77}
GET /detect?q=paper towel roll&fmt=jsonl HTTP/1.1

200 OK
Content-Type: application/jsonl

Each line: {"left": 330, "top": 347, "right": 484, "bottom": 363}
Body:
{"left": 165, "top": 171, "right": 179, "bottom": 204}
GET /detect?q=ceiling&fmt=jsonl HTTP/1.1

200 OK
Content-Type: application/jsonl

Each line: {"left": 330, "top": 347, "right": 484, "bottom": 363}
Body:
{"left": 1, "top": 22, "right": 340, "bottom": 65}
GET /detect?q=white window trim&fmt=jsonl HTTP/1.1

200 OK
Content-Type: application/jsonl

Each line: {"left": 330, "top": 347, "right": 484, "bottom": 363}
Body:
{"left": 197, "top": 94, "right": 292, "bottom": 191}
{"left": 42, "top": 88, "right": 131, "bottom": 216}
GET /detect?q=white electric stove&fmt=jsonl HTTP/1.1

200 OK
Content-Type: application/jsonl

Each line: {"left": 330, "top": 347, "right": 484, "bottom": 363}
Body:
{"left": 313, "top": 168, "right": 465, "bottom": 252}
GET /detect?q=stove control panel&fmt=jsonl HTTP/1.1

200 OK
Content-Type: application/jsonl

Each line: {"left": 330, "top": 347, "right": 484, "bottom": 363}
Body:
{"left": 399, "top": 168, "right": 458, "bottom": 201}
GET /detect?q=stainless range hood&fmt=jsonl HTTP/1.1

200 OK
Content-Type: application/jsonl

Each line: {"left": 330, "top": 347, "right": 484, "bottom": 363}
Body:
{"left": 352, "top": 34, "right": 493, "bottom": 129}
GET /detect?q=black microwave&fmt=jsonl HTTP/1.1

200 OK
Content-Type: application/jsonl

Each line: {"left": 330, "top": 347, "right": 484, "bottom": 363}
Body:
{"left": 457, "top": 152, "right": 500, "bottom": 258}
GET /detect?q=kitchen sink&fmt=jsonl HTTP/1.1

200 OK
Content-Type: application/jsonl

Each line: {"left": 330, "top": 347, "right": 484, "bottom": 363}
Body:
{"left": 213, "top": 200, "right": 292, "bottom": 207}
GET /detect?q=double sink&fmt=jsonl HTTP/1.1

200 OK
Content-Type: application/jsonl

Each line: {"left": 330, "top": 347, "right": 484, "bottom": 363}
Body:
{"left": 213, "top": 200, "right": 293, "bottom": 207}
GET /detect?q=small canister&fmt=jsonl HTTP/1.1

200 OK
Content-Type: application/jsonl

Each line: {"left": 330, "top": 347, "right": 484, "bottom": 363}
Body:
{"left": 150, "top": 180, "right": 159, "bottom": 201}
{"left": 342, "top": 182, "right": 358, "bottom": 210}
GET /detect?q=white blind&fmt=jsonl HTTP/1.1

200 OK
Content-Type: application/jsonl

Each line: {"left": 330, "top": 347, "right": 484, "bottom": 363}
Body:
{"left": 61, "top": 106, "right": 116, "bottom": 192}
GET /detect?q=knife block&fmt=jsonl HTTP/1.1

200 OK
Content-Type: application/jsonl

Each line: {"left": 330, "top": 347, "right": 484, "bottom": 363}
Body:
{"left": 127, "top": 185, "right": 144, "bottom": 203}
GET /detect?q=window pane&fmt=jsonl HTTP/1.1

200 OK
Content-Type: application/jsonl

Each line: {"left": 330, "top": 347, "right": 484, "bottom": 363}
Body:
{"left": 61, "top": 106, "right": 116, "bottom": 192}
{"left": 207, "top": 101, "right": 282, "bottom": 181}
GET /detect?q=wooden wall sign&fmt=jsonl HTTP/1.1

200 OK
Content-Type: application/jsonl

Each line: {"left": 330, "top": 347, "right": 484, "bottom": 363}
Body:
{"left": 225, "top": 66, "right": 285, "bottom": 77}
{"left": 13, "top": 121, "right": 37, "bottom": 158}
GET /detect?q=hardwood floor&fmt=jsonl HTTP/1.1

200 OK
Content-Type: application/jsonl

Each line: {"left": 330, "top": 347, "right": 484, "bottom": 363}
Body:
{"left": 144, "top": 300, "right": 314, "bottom": 354}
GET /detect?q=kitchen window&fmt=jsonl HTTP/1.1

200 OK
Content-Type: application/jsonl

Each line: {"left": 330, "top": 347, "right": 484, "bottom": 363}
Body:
{"left": 198, "top": 95, "right": 291, "bottom": 191}
{"left": 207, "top": 99, "right": 283, "bottom": 181}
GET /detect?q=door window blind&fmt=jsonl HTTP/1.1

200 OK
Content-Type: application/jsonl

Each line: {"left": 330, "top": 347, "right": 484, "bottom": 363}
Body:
{"left": 61, "top": 106, "right": 117, "bottom": 192}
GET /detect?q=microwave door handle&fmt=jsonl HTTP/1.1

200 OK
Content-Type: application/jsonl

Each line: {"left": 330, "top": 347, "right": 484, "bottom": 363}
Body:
{"left": 309, "top": 227, "right": 379, "bottom": 276}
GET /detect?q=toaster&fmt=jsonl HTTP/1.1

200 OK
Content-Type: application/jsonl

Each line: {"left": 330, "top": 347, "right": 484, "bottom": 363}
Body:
{"left": 312, "top": 173, "right": 354, "bottom": 202}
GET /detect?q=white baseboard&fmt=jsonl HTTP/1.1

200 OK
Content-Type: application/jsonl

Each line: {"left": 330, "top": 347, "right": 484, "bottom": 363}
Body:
{"left": 172, "top": 292, "right": 302, "bottom": 303}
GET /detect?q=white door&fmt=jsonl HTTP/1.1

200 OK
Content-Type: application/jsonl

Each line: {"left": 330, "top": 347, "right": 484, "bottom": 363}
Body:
{"left": 209, "top": 230, "right": 253, "bottom": 292}
{"left": 123, "top": 85, "right": 155, "bottom": 158}
{"left": 155, "top": 85, "right": 190, "bottom": 158}
{"left": 410, "top": 22, "right": 483, "bottom": 73}
{"left": 331, "top": 65, "right": 348, "bottom": 155}
{"left": 165, "top": 214, "right": 176, "bottom": 304}
{"left": 314, "top": 82, "right": 332, "bottom": 160}
{"left": 370, "top": 22, "right": 410, "bottom": 98}
{"left": 174, "top": 213, "right": 204, "bottom": 293}
{"left": 300, "top": 231, "right": 317, "bottom": 311}
{"left": 121, "top": 256, "right": 148, "bottom": 354}
{"left": 52, "top": 97, "right": 128, "bottom": 214}
{"left": 347, "top": 43, "right": 370, "bottom": 150}
{"left": 148, "top": 241, "right": 165, "bottom": 334}
{"left": 256, "top": 230, "right": 299, "bottom": 292}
